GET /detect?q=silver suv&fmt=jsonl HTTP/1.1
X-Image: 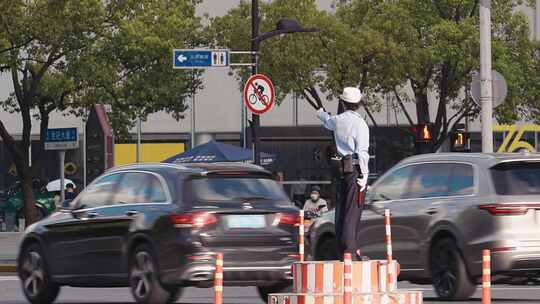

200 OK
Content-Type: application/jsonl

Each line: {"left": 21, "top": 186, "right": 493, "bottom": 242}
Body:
{"left": 308, "top": 153, "right": 540, "bottom": 300}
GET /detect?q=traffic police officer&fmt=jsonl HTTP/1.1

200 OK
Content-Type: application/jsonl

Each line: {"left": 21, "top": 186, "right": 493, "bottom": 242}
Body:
{"left": 316, "top": 87, "right": 369, "bottom": 259}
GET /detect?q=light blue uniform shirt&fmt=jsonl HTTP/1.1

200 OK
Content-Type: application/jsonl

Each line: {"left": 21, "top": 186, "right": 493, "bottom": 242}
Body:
{"left": 317, "top": 108, "right": 370, "bottom": 174}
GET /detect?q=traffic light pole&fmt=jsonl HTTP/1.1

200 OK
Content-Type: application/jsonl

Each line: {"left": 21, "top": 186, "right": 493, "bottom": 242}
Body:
{"left": 59, "top": 150, "right": 65, "bottom": 203}
{"left": 136, "top": 116, "right": 142, "bottom": 162}
{"left": 251, "top": 0, "right": 261, "bottom": 165}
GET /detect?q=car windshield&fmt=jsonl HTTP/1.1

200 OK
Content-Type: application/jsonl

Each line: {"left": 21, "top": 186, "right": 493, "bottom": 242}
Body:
{"left": 491, "top": 161, "right": 540, "bottom": 195}
{"left": 187, "top": 177, "right": 288, "bottom": 202}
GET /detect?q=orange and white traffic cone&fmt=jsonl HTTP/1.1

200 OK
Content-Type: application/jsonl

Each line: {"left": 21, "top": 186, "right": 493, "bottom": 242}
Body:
{"left": 299, "top": 210, "right": 305, "bottom": 262}
{"left": 482, "top": 249, "right": 491, "bottom": 304}
{"left": 384, "top": 209, "right": 395, "bottom": 291}
{"left": 214, "top": 253, "right": 224, "bottom": 304}
{"left": 343, "top": 252, "right": 352, "bottom": 304}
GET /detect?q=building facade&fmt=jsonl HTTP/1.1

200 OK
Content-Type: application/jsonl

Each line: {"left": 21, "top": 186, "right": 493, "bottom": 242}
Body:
{"left": 0, "top": 0, "right": 539, "bottom": 188}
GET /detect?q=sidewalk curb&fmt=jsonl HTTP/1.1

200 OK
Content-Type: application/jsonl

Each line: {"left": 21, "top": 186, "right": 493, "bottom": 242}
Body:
{"left": 0, "top": 264, "right": 16, "bottom": 273}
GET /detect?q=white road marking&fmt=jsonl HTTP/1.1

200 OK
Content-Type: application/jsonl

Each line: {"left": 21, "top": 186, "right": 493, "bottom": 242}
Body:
{"left": 0, "top": 276, "right": 18, "bottom": 281}
{"left": 404, "top": 286, "right": 540, "bottom": 292}
{"left": 491, "top": 287, "right": 540, "bottom": 290}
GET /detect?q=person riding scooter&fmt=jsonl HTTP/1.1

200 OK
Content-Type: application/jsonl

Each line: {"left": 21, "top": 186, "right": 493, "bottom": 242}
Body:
{"left": 303, "top": 186, "right": 328, "bottom": 217}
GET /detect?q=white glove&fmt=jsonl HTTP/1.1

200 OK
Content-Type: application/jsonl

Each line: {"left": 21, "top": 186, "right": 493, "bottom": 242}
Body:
{"left": 357, "top": 175, "right": 368, "bottom": 192}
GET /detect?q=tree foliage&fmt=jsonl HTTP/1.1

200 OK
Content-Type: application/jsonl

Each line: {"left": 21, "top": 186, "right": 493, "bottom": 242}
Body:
{"left": 74, "top": 0, "right": 205, "bottom": 138}
{"left": 0, "top": 0, "right": 202, "bottom": 224}
{"left": 210, "top": 0, "right": 332, "bottom": 109}
{"left": 212, "top": 0, "right": 540, "bottom": 151}
{"left": 369, "top": 0, "right": 539, "bottom": 149}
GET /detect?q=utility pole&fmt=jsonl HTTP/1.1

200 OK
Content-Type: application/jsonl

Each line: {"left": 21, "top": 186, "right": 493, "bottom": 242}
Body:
{"left": 59, "top": 151, "right": 65, "bottom": 203}
{"left": 536, "top": 0, "right": 540, "bottom": 40}
{"left": 136, "top": 115, "right": 142, "bottom": 162}
{"left": 241, "top": 95, "right": 247, "bottom": 148}
{"left": 191, "top": 92, "right": 196, "bottom": 149}
{"left": 251, "top": 0, "right": 261, "bottom": 165}
{"left": 82, "top": 110, "right": 87, "bottom": 187}
{"left": 191, "top": 72, "right": 196, "bottom": 149}
{"left": 247, "top": 3, "right": 317, "bottom": 162}
{"left": 480, "top": 0, "right": 493, "bottom": 153}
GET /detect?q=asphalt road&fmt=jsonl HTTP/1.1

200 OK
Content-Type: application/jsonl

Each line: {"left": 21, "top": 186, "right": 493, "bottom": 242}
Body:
{"left": 1, "top": 275, "right": 540, "bottom": 304}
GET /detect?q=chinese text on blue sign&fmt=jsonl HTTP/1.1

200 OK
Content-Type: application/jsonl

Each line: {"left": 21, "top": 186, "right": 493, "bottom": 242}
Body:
{"left": 173, "top": 49, "right": 229, "bottom": 69}
{"left": 44, "top": 128, "right": 79, "bottom": 150}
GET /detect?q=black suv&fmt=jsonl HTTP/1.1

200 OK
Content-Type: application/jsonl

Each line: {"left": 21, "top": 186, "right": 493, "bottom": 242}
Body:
{"left": 17, "top": 163, "right": 299, "bottom": 304}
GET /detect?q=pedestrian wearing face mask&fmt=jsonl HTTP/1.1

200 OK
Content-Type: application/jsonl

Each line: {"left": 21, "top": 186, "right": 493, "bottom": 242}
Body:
{"left": 303, "top": 186, "right": 328, "bottom": 217}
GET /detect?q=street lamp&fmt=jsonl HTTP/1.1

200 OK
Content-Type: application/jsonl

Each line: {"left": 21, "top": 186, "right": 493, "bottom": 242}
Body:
{"left": 250, "top": 0, "right": 319, "bottom": 165}
{"left": 252, "top": 19, "right": 320, "bottom": 44}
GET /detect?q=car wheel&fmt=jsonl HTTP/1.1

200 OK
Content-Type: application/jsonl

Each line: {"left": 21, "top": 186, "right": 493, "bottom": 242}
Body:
{"left": 257, "top": 282, "right": 292, "bottom": 303}
{"left": 129, "top": 244, "right": 176, "bottom": 304}
{"left": 430, "top": 238, "right": 476, "bottom": 300}
{"left": 18, "top": 243, "right": 60, "bottom": 304}
{"left": 315, "top": 236, "right": 339, "bottom": 261}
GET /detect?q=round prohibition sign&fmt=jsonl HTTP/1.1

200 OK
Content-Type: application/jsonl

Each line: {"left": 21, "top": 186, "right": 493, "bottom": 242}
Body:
{"left": 243, "top": 74, "right": 275, "bottom": 115}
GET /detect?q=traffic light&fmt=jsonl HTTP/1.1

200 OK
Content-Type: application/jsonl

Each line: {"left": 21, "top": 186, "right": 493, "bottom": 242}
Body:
{"left": 410, "top": 123, "right": 433, "bottom": 154}
{"left": 413, "top": 123, "right": 433, "bottom": 142}
{"left": 451, "top": 130, "right": 470, "bottom": 152}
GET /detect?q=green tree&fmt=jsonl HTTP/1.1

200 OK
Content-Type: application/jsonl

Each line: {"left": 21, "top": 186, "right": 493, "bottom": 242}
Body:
{"left": 214, "top": 0, "right": 539, "bottom": 151}
{"left": 340, "top": 0, "right": 538, "bottom": 150}
{"left": 0, "top": 0, "right": 202, "bottom": 224}
{"left": 74, "top": 0, "right": 204, "bottom": 138}
{"left": 209, "top": 0, "right": 419, "bottom": 125}
{"left": 210, "top": 0, "right": 337, "bottom": 110}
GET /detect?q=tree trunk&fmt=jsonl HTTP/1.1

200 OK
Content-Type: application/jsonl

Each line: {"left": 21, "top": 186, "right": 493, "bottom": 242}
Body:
{"left": 414, "top": 88, "right": 433, "bottom": 153}
{"left": 31, "top": 106, "right": 50, "bottom": 177}
{"left": 415, "top": 92, "right": 430, "bottom": 124}
{"left": 21, "top": 169, "right": 38, "bottom": 225}
{"left": 0, "top": 119, "right": 39, "bottom": 225}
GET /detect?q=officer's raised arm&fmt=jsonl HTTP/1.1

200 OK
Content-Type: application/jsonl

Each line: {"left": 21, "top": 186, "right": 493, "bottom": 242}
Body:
{"left": 316, "top": 108, "right": 336, "bottom": 131}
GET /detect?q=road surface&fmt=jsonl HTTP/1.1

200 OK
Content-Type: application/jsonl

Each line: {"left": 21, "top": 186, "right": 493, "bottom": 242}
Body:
{"left": 1, "top": 275, "right": 539, "bottom": 303}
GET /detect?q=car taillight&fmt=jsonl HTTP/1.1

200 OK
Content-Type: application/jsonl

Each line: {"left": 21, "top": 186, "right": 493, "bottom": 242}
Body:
{"left": 478, "top": 204, "right": 540, "bottom": 216}
{"left": 492, "top": 247, "right": 516, "bottom": 253}
{"left": 274, "top": 213, "right": 300, "bottom": 226}
{"left": 170, "top": 212, "right": 217, "bottom": 228}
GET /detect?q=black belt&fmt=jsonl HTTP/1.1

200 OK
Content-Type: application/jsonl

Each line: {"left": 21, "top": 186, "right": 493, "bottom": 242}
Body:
{"left": 336, "top": 155, "right": 361, "bottom": 165}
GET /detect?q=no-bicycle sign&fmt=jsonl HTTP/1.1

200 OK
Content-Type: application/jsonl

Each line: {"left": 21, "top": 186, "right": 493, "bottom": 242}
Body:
{"left": 243, "top": 74, "right": 275, "bottom": 115}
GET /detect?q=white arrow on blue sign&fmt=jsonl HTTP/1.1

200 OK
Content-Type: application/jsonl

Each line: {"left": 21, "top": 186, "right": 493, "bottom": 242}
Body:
{"left": 173, "top": 49, "right": 229, "bottom": 69}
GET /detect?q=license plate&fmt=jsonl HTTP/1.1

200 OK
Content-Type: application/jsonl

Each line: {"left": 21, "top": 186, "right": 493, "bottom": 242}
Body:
{"left": 227, "top": 215, "right": 266, "bottom": 229}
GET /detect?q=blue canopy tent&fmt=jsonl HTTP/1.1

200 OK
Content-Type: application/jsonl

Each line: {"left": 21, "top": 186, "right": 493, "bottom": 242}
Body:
{"left": 163, "top": 140, "right": 276, "bottom": 165}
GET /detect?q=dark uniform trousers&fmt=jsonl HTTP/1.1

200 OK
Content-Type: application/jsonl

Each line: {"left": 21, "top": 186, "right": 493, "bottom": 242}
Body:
{"left": 335, "top": 169, "right": 364, "bottom": 260}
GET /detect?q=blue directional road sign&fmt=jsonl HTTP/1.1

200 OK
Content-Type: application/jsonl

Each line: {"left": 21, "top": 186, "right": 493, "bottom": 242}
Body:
{"left": 173, "top": 49, "right": 229, "bottom": 69}
{"left": 44, "top": 127, "right": 79, "bottom": 150}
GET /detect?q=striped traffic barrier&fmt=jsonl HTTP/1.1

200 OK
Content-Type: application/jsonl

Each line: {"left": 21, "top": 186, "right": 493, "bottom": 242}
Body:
{"left": 351, "top": 260, "right": 381, "bottom": 293}
{"left": 214, "top": 253, "right": 224, "bottom": 304}
{"left": 378, "top": 260, "right": 399, "bottom": 292}
{"left": 292, "top": 261, "right": 344, "bottom": 294}
{"left": 482, "top": 249, "right": 491, "bottom": 304}
{"left": 267, "top": 290, "right": 423, "bottom": 304}
{"left": 300, "top": 210, "right": 305, "bottom": 262}
{"left": 344, "top": 253, "right": 352, "bottom": 304}
{"left": 292, "top": 260, "right": 400, "bottom": 294}
{"left": 384, "top": 209, "right": 395, "bottom": 291}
